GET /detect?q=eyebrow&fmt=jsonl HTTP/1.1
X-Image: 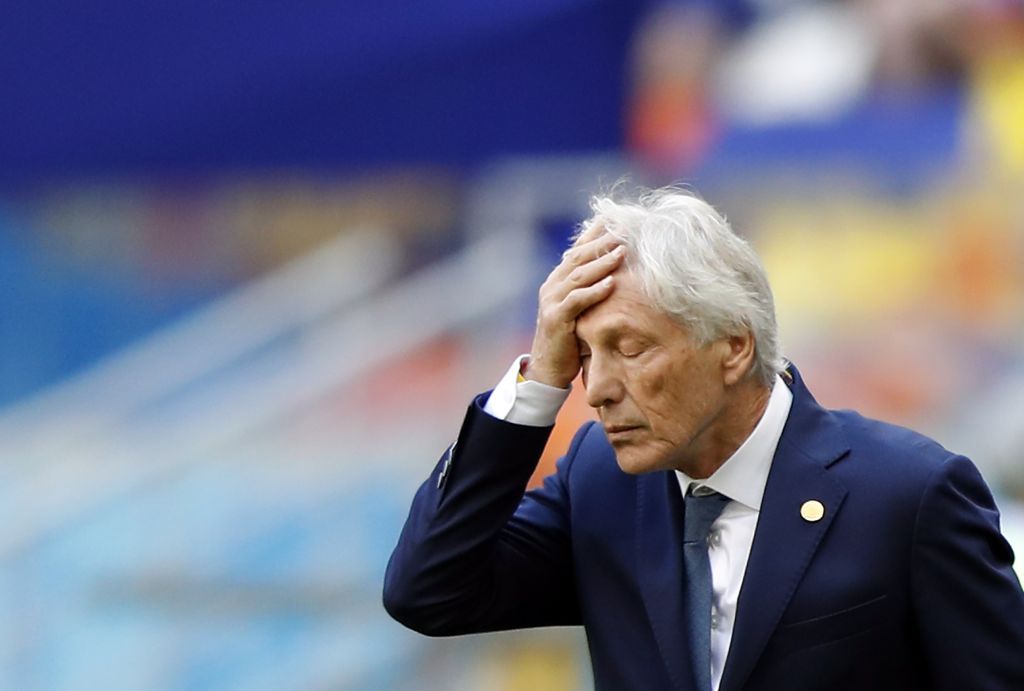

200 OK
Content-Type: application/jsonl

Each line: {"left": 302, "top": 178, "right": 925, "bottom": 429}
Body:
{"left": 577, "top": 320, "right": 653, "bottom": 347}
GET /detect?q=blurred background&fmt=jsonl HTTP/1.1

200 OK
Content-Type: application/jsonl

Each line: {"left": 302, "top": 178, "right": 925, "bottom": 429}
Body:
{"left": 1, "top": 0, "right": 1022, "bottom": 689}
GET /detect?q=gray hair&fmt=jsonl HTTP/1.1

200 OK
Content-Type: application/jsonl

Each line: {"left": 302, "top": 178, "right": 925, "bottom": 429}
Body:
{"left": 578, "top": 186, "right": 784, "bottom": 388}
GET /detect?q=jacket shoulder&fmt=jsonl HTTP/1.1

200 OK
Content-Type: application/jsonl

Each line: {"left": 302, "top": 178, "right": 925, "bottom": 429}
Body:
{"left": 829, "top": 407, "right": 963, "bottom": 487}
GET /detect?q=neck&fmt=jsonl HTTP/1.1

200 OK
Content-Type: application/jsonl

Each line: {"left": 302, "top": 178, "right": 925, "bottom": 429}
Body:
{"left": 682, "top": 378, "right": 772, "bottom": 479}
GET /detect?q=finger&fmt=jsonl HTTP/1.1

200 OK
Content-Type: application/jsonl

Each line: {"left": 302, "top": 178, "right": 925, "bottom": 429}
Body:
{"left": 560, "top": 244, "right": 625, "bottom": 294}
{"left": 558, "top": 274, "right": 616, "bottom": 321}
{"left": 564, "top": 229, "right": 621, "bottom": 263}
{"left": 542, "top": 243, "right": 624, "bottom": 303}
{"left": 573, "top": 220, "right": 607, "bottom": 246}
{"left": 556, "top": 232, "right": 622, "bottom": 277}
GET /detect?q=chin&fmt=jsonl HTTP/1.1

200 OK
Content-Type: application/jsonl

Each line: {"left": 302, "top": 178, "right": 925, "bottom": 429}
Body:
{"left": 611, "top": 444, "right": 672, "bottom": 475}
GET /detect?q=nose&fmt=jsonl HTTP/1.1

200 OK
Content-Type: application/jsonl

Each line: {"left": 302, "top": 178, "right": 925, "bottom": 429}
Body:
{"left": 584, "top": 352, "right": 625, "bottom": 409}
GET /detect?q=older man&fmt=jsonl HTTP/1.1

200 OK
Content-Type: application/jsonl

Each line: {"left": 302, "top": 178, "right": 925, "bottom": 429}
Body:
{"left": 383, "top": 187, "right": 1024, "bottom": 691}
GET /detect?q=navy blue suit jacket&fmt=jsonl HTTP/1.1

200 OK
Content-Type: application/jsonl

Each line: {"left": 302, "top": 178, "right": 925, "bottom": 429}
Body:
{"left": 384, "top": 366, "right": 1024, "bottom": 690}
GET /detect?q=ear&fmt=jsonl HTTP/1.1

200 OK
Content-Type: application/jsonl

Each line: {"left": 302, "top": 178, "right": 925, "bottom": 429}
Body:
{"left": 720, "top": 331, "right": 756, "bottom": 386}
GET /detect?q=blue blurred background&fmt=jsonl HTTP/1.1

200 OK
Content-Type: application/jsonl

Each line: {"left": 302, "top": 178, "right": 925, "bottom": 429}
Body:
{"left": 2, "top": 1, "right": 1022, "bottom": 689}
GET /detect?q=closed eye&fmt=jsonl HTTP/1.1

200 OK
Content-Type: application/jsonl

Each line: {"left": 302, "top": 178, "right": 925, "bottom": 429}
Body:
{"left": 617, "top": 338, "right": 650, "bottom": 359}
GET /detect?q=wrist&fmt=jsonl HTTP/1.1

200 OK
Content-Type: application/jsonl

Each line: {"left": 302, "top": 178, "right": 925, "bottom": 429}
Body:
{"left": 522, "top": 357, "right": 573, "bottom": 389}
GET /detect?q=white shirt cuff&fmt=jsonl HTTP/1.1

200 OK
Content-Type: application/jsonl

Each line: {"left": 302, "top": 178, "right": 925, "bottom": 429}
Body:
{"left": 482, "top": 354, "right": 571, "bottom": 427}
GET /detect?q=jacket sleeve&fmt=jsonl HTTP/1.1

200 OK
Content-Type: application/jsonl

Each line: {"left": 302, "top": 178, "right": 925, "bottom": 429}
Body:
{"left": 911, "top": 454, "right": 1024, "bottom": 689}
{"left": 382, "top": 393, "right": 591, "bottom": 636}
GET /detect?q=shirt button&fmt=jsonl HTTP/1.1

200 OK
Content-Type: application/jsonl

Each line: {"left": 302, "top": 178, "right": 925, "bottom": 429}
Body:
{"left": 711, "top": 613, "right": 721, "bottom": 630}
{"left": 708, "top": 530, "right": 722, "bottom": 547}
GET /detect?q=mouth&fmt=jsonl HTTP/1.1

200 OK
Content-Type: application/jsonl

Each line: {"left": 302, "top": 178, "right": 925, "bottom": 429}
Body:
{"left": 604, "top": 424, "right": 642, "bottom": 438}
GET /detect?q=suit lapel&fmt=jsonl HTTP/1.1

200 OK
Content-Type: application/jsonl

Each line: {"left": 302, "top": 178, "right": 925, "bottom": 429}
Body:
{"left": 637, "top": 470, "right": 693, "bottom": 691}
{"left": 719, "top": 367, "right": 850, "bottom": 691}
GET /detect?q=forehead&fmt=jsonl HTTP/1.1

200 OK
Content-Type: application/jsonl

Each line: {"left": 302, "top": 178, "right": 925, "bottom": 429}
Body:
{"left": 576, "top": 270, "right": 683, "bottom": 342}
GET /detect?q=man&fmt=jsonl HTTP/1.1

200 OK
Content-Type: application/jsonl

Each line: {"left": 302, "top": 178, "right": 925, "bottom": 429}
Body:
{"left": 383, "top": 187, "right": 1024, "bottom": 690}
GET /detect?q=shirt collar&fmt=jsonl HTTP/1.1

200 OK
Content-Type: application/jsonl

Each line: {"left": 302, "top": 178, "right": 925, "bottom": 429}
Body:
{"left": 675, "top": 374, "right": 793, "bottom": 511}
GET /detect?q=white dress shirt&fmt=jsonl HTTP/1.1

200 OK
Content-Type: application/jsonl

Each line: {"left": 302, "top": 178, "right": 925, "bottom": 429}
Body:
{"left": 482, "top": 354, "right": 572, "bottom": 426}
{"left": 674, "top": 375, "right": 792, "bottom": 690}
{"left": 483, "top": 355, "right": 794, "bottom": 691}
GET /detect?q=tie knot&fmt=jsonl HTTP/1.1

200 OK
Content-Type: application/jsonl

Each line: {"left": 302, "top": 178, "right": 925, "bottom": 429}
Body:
{"left": 684, "top": 489, "right": 729, "bottom": 544}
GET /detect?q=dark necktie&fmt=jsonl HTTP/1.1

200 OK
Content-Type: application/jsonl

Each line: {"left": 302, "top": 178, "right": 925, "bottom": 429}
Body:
{"left": 683, "top": 487, "right": 730, "bottom": 691}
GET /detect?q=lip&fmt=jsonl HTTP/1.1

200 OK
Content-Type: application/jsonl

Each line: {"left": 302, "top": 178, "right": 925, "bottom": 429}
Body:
{"left": 604, "top": 425, "right": 642, "bottom": 435}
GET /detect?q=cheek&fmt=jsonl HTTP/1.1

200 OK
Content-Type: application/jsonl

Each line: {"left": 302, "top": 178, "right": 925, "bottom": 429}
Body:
{"left": 632, "top": 366, "right": 706, "bottom": 436}
{"left": 629, "top": 371, "right": 678, "bottom": 429}
{"left": 622, "top": 363, "right": 662, "bottom": 406}
{"left": 637, "top": 370, "right": 666, "bottom": 398}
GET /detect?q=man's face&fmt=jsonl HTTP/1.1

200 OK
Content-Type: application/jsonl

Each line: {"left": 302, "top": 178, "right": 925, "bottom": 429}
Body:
{"left": 575, "top": 270, "right": 728, "bottom": 475}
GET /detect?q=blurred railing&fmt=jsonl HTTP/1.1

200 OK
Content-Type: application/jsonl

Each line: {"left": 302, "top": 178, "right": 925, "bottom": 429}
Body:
{"left": 0, "top": 223, "right": 550, "bottom": 559}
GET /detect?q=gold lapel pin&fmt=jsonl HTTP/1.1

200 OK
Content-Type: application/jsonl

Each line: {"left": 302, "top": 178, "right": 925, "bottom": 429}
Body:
{"left": 800, "top": 500, "right": 825, "bottom": 522}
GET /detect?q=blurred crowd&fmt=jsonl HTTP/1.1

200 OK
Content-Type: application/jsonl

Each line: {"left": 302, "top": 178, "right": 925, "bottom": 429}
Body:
{"left": 628, "top": 0, "right": 1024, "bottom": 179}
